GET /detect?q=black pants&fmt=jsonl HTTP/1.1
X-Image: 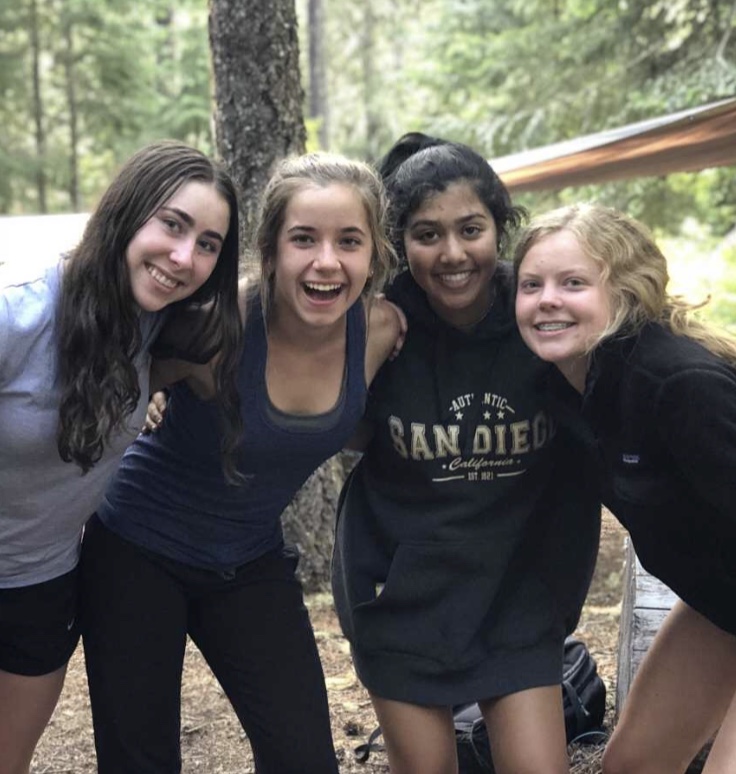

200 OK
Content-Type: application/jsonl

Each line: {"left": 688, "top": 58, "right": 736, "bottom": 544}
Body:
{"left": 80, "top": 516, "right": 338, "bottom": 774}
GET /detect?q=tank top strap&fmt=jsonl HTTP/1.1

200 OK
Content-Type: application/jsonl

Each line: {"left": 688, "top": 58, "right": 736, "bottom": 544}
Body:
{"left": 344, "top": 298, "right": 367, "bottom": 399}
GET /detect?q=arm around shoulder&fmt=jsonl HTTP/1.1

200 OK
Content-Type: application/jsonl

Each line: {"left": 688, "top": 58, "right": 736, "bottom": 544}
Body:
{"left": 364, "top": 296, "right": 404, "bottom": 386}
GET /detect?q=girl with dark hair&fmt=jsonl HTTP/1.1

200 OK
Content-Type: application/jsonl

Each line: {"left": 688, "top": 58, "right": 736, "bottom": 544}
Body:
{"left": 515, "top": 203, "right": 736, "bottom": 774}
{"left": 80, "top": 152, "right": 403, "bottom": 774}
{"left": 331, "top": 134, "right": 600, "bottom": 774}
{"left": 0, "top": 139, "right": 241, "bottom": 774}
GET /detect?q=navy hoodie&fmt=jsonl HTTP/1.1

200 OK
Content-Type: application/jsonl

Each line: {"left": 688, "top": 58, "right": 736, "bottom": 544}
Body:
{"left": 332, "top": 265, "right": 600, "bottom": 704}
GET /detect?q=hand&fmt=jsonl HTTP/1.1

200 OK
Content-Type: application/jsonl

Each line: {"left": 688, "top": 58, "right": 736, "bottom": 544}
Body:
{"left": 141, "top": 390, "right": 169, "bottom": 433}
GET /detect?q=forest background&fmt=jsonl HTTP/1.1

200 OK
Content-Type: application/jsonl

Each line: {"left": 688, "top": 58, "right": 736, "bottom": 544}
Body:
{"left": 2, "top": 0, "right": 736, "bottom": 325}
{"left": 3, "top": 3, "right": 736, "bottom": 769}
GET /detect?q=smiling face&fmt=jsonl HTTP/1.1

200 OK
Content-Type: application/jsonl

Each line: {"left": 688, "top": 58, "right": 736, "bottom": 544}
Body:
{"left": 271, "top": 182, "right": 373, "bottom": 332}
{"left": 404, "top": 182, "right": 498, "bottom": 328}
{"left": 126, "top": 180, "right": 230, "bottom": 312}
{"left": 515, "top": 229, "right": 612, "bottom": 392}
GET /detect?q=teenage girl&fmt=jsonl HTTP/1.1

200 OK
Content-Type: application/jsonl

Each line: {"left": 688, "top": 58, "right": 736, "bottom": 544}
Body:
{"left": 79, "top": 152, "right": 402, "bottom": 774}
{"left": 332, "top": 133, "right": 600, "bottom": 774}
{"left": 0, "top": 140, "right": 241, "bottom": 774}
{"left": 515, "top": 202, "right": 736, "bottom": 774}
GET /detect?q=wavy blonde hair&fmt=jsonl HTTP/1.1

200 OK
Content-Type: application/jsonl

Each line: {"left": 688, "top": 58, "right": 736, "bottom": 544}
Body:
{"left": 512, "top": 203, "right": 736, "bottom": 365}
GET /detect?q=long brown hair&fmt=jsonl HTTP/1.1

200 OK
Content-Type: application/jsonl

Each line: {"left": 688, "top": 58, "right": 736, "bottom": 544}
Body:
{"left": 56, "top": 140, "right": 243, "bottom": 474}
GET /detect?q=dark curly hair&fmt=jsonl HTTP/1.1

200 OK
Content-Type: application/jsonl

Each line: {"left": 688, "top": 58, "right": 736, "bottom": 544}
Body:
{"left": 56, "top": 140, "right": 242, "bottom": 478}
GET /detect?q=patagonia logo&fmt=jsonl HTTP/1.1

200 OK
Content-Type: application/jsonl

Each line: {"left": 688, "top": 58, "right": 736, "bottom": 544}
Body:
{"left": 622, "top": 453, "right": 640, "bottom": 465}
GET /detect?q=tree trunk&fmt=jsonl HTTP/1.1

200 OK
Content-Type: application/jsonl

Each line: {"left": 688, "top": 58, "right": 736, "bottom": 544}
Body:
{"left": 209, "top": 0, "right": 342, "bottom": 591}
{"left": 61, "top": 15, "right": 79, "bottom": 211}
{"left": 361, "top": 2, "right": 381, "bottom": 160}
{"left": 209, "top": 0, "right": 306, "bottom": 248}
{"left": 29, "top": 0, "right": 47, "bottom": 213}
{"left": 308, "top": 0, "right": 329, "bottom": 149}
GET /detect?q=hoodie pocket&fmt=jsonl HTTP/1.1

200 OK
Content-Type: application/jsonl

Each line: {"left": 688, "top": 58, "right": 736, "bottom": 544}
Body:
{"left": 351, "top": 539, "right": 557, "bottom": 673}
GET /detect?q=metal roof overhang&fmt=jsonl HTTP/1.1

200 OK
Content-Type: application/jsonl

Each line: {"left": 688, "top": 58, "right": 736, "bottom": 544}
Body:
{"left": 492, "top": 96, "right": 736, "bottom": 194}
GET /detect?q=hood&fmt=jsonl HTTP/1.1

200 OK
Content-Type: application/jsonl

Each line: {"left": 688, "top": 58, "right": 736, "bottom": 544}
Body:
{"left": 382, "top": 263, "right": 524, "bottom": 451}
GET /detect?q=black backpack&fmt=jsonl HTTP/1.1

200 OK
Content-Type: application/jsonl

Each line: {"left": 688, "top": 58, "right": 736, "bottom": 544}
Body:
{"left": 355, "top": 637, "right": 607, "bottom": 771}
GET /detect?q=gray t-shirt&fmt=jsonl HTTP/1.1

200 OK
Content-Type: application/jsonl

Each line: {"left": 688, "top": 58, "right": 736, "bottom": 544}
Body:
{"left": 0, "top": 257, "right": 162, "bottom": 587}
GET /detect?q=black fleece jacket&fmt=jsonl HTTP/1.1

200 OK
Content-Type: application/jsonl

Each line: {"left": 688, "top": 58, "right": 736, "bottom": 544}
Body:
{"left": 571, "top": 322, "right": 736, "bottom": 634}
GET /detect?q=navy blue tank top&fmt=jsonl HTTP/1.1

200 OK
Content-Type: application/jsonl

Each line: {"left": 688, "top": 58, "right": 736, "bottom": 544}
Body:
{"left": 98, "top": 296, "right": 367, "bottom": 571}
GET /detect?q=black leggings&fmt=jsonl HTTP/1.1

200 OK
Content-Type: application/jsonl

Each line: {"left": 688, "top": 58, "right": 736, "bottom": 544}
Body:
{"left": 80, "top": 516, "right": 338, "bottom": 774}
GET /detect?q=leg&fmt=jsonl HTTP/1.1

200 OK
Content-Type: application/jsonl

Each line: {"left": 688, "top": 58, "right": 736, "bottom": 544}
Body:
{"left": 0, "top": 667, "right": 65, "bottom": 774}
{"left": 369, "top": 694, "right": 457, "bottom": 774}
{"left": 0, "top": 569, "right": 79, "bottom": 774}
{"left": 704, "top": 688, "right": 736, "bottom": 773}
{"left": 480, "top": 684, "right": 569, "bottom": 774}
{"left": 603, "top": 600, "right": 736, "bottom": 774}
{"left": 80, "top": 517, "right": 188, "bottom": 774}
{"left": 189, "top": 548, "right": 338, "bottom": 774}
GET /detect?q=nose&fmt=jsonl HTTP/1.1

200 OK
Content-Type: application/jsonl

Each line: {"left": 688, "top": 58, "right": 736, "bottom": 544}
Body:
{"left": 313, "top": 242, "right": 340, "bottom": 270}
{"left": 169, "top": 239, "right": 195, "bottom": 270}
{"left": 538, "top": 283, "right": 561, "bottom": 308}
{"left": 440, "top": 234, "right": 466, "bottom": 265}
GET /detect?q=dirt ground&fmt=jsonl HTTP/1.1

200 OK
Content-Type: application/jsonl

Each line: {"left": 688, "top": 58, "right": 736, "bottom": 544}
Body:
{"left": 32, "top": 511, "right": 627, "bottom": 773}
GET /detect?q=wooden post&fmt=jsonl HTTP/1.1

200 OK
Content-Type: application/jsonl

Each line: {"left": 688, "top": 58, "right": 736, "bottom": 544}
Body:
{"left": 616, "top": 538, "right": 677, "bottom": 716}
{"left": 616, "top": 538, "right": 713, "bottom": 773}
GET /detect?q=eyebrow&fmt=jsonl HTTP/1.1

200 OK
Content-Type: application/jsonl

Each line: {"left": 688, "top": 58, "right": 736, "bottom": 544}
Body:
{"left": 409, "top": 212, "right": 488, "bottom": 228}
{"left": 286, "top": 224, "right": 367, "bottom": 235}
{"left": 162, "top": 206, "right": 225, "bottom": 243}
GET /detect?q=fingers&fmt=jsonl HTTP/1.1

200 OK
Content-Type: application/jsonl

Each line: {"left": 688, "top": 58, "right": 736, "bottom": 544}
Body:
{"left": 141, "top": 390, "right": 169, "bottom": 433}
{"left": 386, "top": 300, "right": 408, "bottom": 360}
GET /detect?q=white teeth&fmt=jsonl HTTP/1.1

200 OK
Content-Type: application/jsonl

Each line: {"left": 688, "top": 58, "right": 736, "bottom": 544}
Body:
{"left": 147, "top": 264, "right": 178, "bottom": 289}
{"left": 536, "top": 322, "right": 573, "bottom": 331}
{"left": 438, "top": 271, "right": 471, "bottom": 286}
{"left": 304, "top": 282, "right": 341, "bottom": 292}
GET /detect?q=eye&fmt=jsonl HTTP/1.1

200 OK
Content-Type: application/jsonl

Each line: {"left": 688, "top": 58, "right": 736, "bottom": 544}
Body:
{"left": 291, "top": 233, "right": 314, "bottom": 246}
{"left": 413, "top": 229, "right": 438, "bottom": 244}
{"left": 161, "top": 216, "right": 181, "bottom": 233}
{"left": 518, "top": 279, "right": 540, "bottom": 292}
{"left": 340, "top": 236, "right": 363, "bottom": 249}
{"left": 564, "top": 277, "right": 586, "bottom": 288}
{"left": 462, "top": 224, "right": 482, "bottom": 238}
{"left": 197, "top": 238, "right": 220, "bottom": 255}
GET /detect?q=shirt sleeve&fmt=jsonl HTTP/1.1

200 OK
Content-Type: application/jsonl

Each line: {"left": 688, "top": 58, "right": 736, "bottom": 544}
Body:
{"left": 656, "top": 367, "right": 736, "bottom": 523}
{"left": 0, "top": 289, "right": 12, "bottom": 386}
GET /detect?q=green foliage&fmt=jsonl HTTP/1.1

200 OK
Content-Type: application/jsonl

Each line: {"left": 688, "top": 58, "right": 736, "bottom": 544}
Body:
{"left": 707, "top": 243, "right": 736, "bottom": 329}
{"left": 2, "top": 0, "right": 735, "bottom": 250}
{"left": 0, "top": 0, "right": 213, "bottom": 214}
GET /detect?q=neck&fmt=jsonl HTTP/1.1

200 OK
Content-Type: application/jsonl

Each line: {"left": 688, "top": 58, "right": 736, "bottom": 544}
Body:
{"left": 558, "top": 357, "right": 589, "bottom": 394}
{"left": 441, "top": 284, "right": 496, "bottom": 332}
{"left": 268, "top": 307, "right": 347, "bottom": 351}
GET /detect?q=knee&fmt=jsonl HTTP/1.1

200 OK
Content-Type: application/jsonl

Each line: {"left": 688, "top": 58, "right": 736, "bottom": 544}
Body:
{"left": 601, "top": 740, "right": 627, "bottom": 774}
{"left": 601, "top": 737, "right": 652, "bottom": 774}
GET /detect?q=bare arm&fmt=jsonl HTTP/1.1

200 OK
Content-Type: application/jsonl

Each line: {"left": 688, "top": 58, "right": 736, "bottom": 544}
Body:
{"left": 344, "top": 297, "right": 404, "bottom": 451}
{"left": 363, "top": 296, "right": 405, "bottom": 386}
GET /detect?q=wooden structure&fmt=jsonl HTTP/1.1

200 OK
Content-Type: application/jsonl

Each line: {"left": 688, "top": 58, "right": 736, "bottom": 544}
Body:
{"left": 617, "top": 539, "right": 712, "bottom": 772}
{"left": 493, "top": 96, "right": 736, "bottom": 194}
{"left": 616, "top": 538, "right": 677, "bottom": 714}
